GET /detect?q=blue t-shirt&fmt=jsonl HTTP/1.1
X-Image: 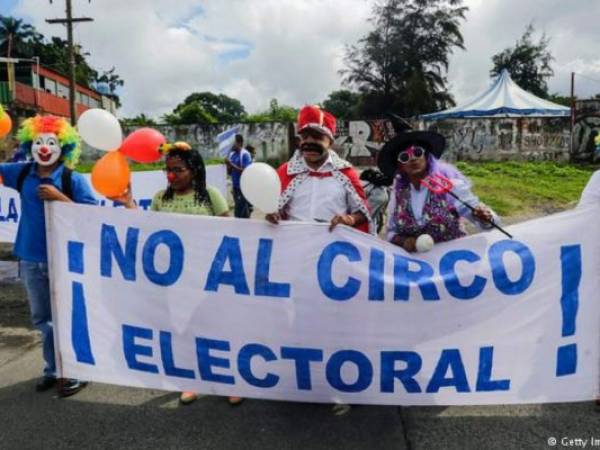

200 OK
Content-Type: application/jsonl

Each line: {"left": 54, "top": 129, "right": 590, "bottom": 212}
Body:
{"left": 0, "top": 162, "right": 98, "bottom": 263}
{"left": 228, "top": 148, "right": 252, "bottom": 188}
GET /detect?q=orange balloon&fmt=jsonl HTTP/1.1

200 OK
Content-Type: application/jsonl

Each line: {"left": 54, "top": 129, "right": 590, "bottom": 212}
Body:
{"left": 0, "top": 113, "right": 12, "bottom": 138}
{"left": 91, "top": 151, "right": 130, "bottom": 197}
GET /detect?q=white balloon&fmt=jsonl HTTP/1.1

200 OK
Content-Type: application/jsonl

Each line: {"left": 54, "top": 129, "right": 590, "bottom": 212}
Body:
{"left": 240, "top": 163, "right": 281, "bottom": 214}
{"left": 416, "top": 234, "right": 434, "bottom": 253}
{"left": 77, "top": 108, "right": 122, "bottom": 151}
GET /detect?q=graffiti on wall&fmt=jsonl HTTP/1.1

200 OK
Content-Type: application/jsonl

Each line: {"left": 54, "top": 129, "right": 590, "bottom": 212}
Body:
{"left": 334, "top": 119, "right": 398, "bottom": 165}
{"left": 572, "top": 100, "right": 600, "bottom": 162}
{"left": 423, "top": 117, "right": 570, "bottom": 162}
{"left": 335, "top": 116, "right": 571, "bottom": 164}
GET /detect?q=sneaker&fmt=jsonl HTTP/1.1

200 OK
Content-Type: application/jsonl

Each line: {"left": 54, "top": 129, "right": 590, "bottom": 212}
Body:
{"left": 57, "top": 379, "right": 88, "bottom": 398}
{"left": 179, "top": 391, "right": 198, "bottom": 405}
{"left": 35, "top": 377, "right": 57, "bottom": 392}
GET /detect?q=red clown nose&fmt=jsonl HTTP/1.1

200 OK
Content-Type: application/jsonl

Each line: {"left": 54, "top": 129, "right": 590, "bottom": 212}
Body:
{"left": 167, "top": 172, "right": 177, "bottom": 183}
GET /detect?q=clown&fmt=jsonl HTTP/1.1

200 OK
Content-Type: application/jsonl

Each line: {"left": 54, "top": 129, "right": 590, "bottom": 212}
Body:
{"left": 378, "top": 130, "right": 498, "bottom": 253}
{"left": 18, "top": 114, "right": 81, "bottom": 170}
{"left": 266, "top": 105, "right": 372, "bottom": 235}
{"left": 264, "top": 105, "right": 371, "bottom": 416}
{"left": 0, "top": 114, "right": 96, "bottom": 397}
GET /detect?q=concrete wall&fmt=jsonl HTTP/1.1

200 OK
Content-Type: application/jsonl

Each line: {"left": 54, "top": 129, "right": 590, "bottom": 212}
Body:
{"left": 333, "top": 116, "right": 573, "bottom": 164}
{"left": 420, "top": 117, "right": 571, "bottom": 162}
{"left": 113, "top": 122, "right": 291, "bottom": 163}
{"left": 76, "top": 103, "right": 600, "bottom": 166}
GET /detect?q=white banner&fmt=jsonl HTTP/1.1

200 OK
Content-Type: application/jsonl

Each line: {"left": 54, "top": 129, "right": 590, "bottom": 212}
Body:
{"left": 0, "top": 164, "right": 228, "bottom": 243}
{"left": 46, "top": 202, "right": 600, "bottom": 405}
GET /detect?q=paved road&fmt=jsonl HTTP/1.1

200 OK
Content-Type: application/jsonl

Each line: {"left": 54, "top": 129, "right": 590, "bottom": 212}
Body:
{"left": 1, "top": 277, "right": 599, "bottom": 450}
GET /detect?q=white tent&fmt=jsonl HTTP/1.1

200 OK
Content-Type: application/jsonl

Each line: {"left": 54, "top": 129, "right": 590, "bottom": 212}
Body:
{"left": 421, "top": 69, "right": 570, "bottom": 120}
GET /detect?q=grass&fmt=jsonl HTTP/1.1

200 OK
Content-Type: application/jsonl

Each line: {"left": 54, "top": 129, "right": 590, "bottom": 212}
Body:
{"left": 77, "top": 157, "right": 225, "bottom": 174}
{"left": 456, "top": 161, "right": 598, "bottom": 217}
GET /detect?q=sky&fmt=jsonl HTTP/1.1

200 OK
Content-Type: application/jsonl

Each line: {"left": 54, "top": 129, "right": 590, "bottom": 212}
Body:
{"left": 6, "top": 0, "right": 600, "bottom": 118}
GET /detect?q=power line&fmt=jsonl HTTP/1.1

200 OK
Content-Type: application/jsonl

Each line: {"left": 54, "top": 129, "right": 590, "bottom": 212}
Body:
{"left": 574, "top": 72, "right": 600, "bottom": 85}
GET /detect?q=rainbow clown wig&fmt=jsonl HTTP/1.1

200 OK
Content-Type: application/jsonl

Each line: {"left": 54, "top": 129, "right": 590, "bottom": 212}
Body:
{"left": 17, "top": 115, "right": 81, "bottom": 169}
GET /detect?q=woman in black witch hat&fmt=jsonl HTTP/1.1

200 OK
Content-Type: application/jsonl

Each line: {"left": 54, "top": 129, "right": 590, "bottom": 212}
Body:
{"left": 378, "top": 130, "right": 498, "bottom": 253}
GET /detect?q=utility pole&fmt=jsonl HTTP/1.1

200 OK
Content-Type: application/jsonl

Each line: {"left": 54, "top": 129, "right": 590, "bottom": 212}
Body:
{"left": 46, "top": 0, "right": 93, "bottom": 125}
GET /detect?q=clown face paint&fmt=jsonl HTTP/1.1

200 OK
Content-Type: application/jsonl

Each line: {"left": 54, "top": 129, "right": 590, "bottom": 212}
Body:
{"left": 32, "top": 133, "right": 61, "bottom": 166}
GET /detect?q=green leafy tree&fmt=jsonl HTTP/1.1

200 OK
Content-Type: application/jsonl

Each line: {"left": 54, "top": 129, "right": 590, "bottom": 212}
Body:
{"left": 244, "top": 111, "right": 271, "bottom": 123}
{"left": 490, "top": 24, "right": 554, "bottom": 98}
{"left": 322, "top": 90, "right": 361, "bottom": 119}
{"left": 121, "top": 113, "right": 157, "bottom": 127}
{"left": 246, "top": 99, "right": 298, "bottom": 123}
{"left": 341, "top": 0, "right": 467, "bottom": 117}
{"left": 171, "top": 92, "right": 246, "bottom": 123}
{"left": 163, "top": 103, "right": 217, "bottom": 125}
{"left": 547, "top": 93, "right": 573, "bottom": 107}
{"left": 247, "top": 99, "right": 298, "bottom": 123}
{"left": 267, "top": 99, "right": 297, "bottom": 122}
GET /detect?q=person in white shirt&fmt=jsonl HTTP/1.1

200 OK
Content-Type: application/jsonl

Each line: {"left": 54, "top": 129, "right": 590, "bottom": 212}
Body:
{"left": 265, "top": 105, "right": 371, "bottom": 234}
{"left": 264, "top": 105, "right": 371, "bottom": 416}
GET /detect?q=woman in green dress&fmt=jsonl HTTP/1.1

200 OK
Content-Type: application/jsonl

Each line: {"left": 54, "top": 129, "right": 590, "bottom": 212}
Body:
{"left": 119, "top": 141, "right": 243, "bottom": 406}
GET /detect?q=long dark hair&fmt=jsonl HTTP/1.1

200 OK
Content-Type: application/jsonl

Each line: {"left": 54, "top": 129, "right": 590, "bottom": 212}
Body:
{"left": 162, "top": 147, "right": 211, "bottom": 207}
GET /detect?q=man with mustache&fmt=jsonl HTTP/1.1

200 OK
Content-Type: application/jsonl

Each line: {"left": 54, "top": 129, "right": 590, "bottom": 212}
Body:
{"left": 265, "top": 106, "right": 370, "bottom": 416}
{"left": 266, "top": 105, "right": 371, "bottom": 233}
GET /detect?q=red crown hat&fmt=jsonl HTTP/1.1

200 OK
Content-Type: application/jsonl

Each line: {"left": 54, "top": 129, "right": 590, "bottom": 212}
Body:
{"left": 297, "top": 105, "right": 336, "bottom": 140}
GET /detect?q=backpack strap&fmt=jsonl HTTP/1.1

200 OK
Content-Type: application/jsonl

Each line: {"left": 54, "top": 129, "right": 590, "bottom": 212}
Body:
{"left": 16, "top": 163, "right": 74, "bottom": 200}
{"left": 16, "top": 163, "right": 33, "bottom": 194}
{"left": 61, "top": 167, "right": 73, "bottom": 200}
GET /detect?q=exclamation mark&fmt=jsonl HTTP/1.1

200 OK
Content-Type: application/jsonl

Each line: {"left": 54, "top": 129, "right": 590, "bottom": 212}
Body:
{"left": 556, "top": 245, "right": 581, "bottom": 377}
{"left": 68, "top": 241, "right": 95, "bottom": 365}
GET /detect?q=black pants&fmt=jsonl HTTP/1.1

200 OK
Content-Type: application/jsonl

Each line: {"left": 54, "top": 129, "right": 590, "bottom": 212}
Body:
{"left": 233, "top": 187, "right": 251, "bottom": 218}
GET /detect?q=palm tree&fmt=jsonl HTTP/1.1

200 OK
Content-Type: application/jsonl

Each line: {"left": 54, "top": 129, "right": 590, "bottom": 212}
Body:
{"left": 0, "top": 16, "right": 41, "bottom": 96}
{"left": 0, "top": 16, "right": 40, "bottom": 58}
